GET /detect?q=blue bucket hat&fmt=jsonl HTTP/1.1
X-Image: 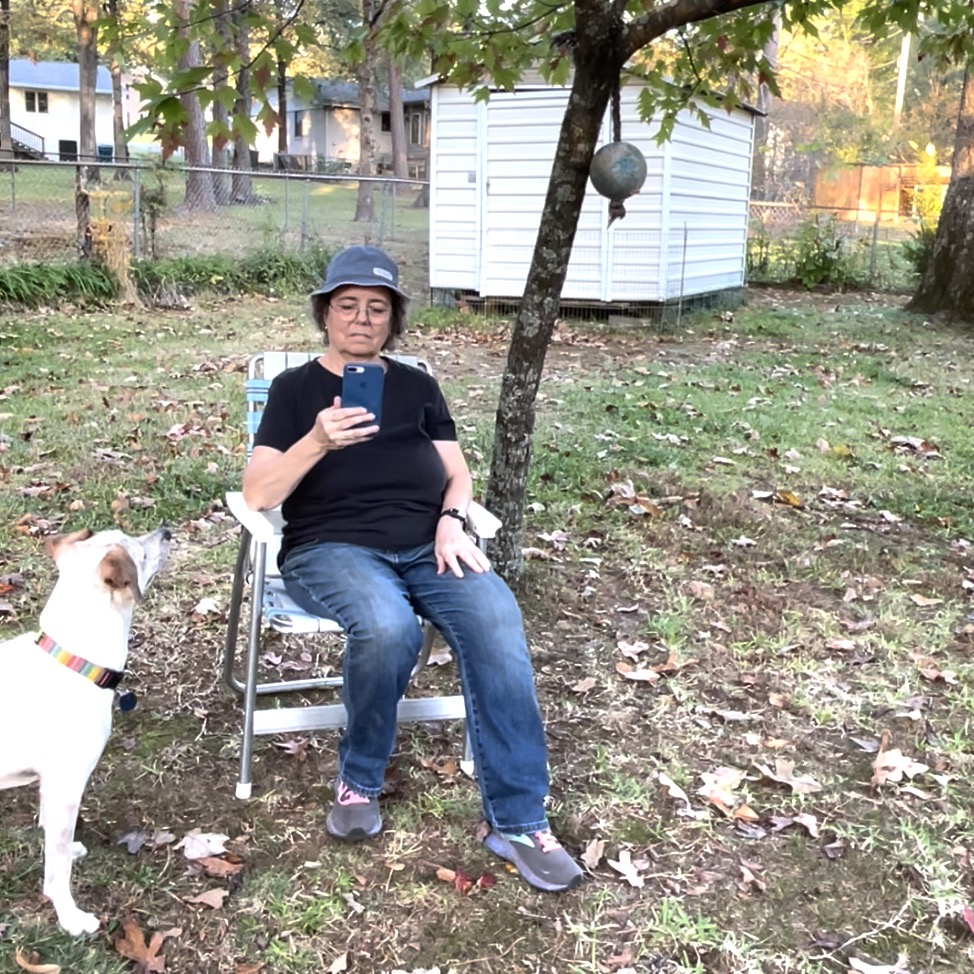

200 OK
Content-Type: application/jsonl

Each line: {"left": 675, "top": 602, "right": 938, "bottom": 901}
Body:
{"left": 311, "top": 245, "right": 408, "bottom": 300}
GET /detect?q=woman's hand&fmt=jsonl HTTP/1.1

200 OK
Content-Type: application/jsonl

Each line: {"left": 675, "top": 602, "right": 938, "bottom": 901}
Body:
{"left": 311, "top": 396, "right": 378, "bottom": 451}
{"left": 435, "top": 517, "right": 492, "bottom": 577}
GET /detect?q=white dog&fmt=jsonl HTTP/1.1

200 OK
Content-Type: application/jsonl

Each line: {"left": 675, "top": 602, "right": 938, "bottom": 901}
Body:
{"left": 0, "top": 527, "right": 171, "bottom": 936}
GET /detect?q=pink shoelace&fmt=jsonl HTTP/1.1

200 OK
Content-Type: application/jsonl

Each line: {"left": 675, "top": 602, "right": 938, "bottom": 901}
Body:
{"left": 337, "top": 781, "right": 371, "bottom": 806}
{"left": 532, "top": 829, "right": 562, "bottom": 853}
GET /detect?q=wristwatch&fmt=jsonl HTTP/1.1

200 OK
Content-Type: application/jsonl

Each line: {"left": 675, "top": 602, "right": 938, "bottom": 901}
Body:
{"left": 439, "top": 508, "right": 467, "bottom": 524}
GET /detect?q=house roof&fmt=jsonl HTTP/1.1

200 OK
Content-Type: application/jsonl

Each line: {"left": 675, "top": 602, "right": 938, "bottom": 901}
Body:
{"left": 10, "top": 59, "right": 113, "bottom": 95}
{"left": 313, "top": 79, "right": 430, "bottom": 112}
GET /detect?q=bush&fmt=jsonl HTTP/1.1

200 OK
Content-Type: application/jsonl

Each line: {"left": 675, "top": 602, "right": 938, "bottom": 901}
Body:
{"left": 901, "top": 224, "right": 937, "bottom": 278}
{"left": 791, "top": 215, "right": 863, "bottom": 290}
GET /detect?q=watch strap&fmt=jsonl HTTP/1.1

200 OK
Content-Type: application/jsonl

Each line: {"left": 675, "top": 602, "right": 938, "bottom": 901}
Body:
{"left": 439, "top": 507, "right": 467, "bottom": 524}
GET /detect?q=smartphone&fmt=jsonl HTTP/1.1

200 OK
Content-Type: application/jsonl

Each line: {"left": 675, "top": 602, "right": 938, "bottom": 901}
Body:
{"left": 341, "top": 362, "right": 384, "bottom": 428}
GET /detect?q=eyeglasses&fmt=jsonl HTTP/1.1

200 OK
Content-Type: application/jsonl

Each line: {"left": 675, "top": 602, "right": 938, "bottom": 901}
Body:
{"left": 329, "top": 299, "right": 392, "bottom": 322}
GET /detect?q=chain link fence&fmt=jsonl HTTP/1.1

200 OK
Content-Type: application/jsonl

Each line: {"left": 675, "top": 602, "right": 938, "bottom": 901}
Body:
{"left": 747, "top": 201, "right": 919, "bottom": 291}
{"left": 0, "top": 158, "right": 429, "bottom": 268}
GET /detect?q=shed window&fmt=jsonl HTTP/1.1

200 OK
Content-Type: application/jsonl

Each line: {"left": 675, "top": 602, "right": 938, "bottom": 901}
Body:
{"left": 294, "top": 110, "right": 306, "bottom": 139}
{"left": 25, "top": 90, "right": 49, "bottom": 113}
{"left": 381, "top": 111, "right": 391, "bottom": 132}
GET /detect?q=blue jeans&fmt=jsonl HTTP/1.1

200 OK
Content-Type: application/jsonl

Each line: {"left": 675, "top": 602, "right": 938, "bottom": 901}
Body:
{"left": 281, "top": 541, "right": 550, "bottom": 834}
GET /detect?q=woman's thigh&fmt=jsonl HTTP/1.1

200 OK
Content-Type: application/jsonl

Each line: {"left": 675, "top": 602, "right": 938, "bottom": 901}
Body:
{"left": 281, "top": 542, "right": 421, "bottom": 648}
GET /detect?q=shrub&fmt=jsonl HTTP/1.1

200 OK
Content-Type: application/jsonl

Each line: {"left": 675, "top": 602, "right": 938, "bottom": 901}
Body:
{"left": 791, "top": 214, "right": 863, "bottom": 290}
{"left": 0, "top": 260, "right": 118, "bottom": 307}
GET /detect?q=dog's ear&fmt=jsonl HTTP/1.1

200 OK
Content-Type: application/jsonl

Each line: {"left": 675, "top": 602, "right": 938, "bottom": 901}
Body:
{"left": 99, "top": 547, "right": 143, "bottom": 602}
{"left": 45, "top": 528, "right": 95, "bottom": 561}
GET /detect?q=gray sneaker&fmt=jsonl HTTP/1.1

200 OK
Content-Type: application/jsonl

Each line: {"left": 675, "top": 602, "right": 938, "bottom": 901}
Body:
{"left": 484, "top": 828, "right": 584, "bottom": 892}
{"left": 326, "top": 779, "right": 382, "bottom": 841}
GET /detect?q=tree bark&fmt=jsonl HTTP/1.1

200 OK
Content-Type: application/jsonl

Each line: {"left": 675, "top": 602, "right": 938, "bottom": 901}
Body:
{"left": 0, "top": 0, "right": 12, "bottom": 164}
{"left": 277, "top": 53, "right": 288, "bottom": 155}
{"left": 483, "top": 47, "right": 622, "bottom": 581}
{"left": 73, "top": 0, "right": 100, "bottom": 255}
{"left": 104, "top": 0, "right": 129, "bottom": 176}
{"left": 174, "top": 0, "right": 216, "bottom": 210}
{"left": 354, "top": 0, "right": 378, "bottom": 223}
{"left": 388, "top": 58, "right": 407, "bottom": 180}
{"left": 210, "top": 0, "right": 232, "bottom": 204}
{"left": 908, "top": 64, "right": 974, "bottom": 320}
{"left": 231, "top": 0, "right": 255, "bottom": 202}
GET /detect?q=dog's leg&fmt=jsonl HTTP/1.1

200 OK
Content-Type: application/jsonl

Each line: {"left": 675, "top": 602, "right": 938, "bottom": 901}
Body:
{"left": 39, "top": 780, "right": 100, "bottom": 936}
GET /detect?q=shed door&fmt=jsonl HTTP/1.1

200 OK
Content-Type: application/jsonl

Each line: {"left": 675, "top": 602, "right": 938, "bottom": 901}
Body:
{"left": 478, "top": 90, "right": 607, "bottom": 301}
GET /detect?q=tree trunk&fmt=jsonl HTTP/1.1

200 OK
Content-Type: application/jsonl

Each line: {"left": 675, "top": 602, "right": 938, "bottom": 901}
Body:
{"left": 388, "top": 59, "right": 407, "bottom": 181}
{"left": 210, "top": 0, "right": 232, "bottom": 204}
{"left": 231, "top": 0, "right": 255, "bottom": 202}
{"left": 104, "top": 0, "right": 128, "bottom": 177}
{"left": 174, "top": 0, "right": 216, "bottom": 210}
{"left": 277, "top": 53, "right": 288, "bottom": 155}
{"left": 483, "top": 57, "right": 619, "bottom": 582}
{"left": 0, "top": 0, "right": 12, "bottom": 164}
{"left": 73, "top": 0, "right": 100, "bottom": 255}
{"left": 908, "top": 64, "right": 974, "bottom": 320}
{"left": 751, "top": 9, "right": 780, "bottom": 201}
{"left": 354, "top": 0, "right": 378, "bottom": 223}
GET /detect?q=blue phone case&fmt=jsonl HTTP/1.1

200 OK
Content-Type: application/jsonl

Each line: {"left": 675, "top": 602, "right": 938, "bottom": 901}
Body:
{"left": 341, "top": 363, "right": 384, "bottom": 427}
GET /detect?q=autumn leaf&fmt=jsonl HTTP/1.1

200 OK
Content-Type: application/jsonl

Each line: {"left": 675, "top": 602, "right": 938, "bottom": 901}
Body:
{"left": 580, "top": 838, "right": 605, "bottom": 870}
{"left": 327, "top": 952, "right": 348, "bottom": 974}
{"left": 196, "top": 855, "right": 244, "bottom": 878}
{"left": 756, "top": 759, "right": 823, "bottom": 795}
{"left": 184, "top": 888, "right": 229, "bottom": 909}
{"left": 176, "top": 830, "right": 230, "bottom": 860}
{"left": 13, "top": 948, "right": 60, "bottom": 974}
{"left": 871, "top": 731, "right": 929, "bottom": 787}
{"left": 114, "top": 917, "right": 181, "bottom": 973}
{"left": 606, "top": 849, "right": 645, "bottom": 888}
{"left": 615, "top": 661, "right": 661, "bottom": 683}
{"left": 571, "top": 676, "right": 598, "bottom": 693}
{"left": 697, "top": 766, "right": 747, "bottom": 815}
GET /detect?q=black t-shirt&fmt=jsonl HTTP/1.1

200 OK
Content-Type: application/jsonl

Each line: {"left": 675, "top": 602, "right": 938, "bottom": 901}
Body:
{"left": 253, "top": 357, "right": 458, "bottom": 562}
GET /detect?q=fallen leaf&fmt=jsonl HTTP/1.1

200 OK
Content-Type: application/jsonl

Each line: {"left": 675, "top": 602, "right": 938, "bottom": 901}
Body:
{"left": 580, "top": 838, "right": 605, "bottom": 870}
{"left": 571, "top": 676, "right": 598, "bottom": 693}
{"left": 871, "top": 732, "right": 929, "bottom": 787}
{"left": 196, "top": 856, "right": 244, "bottom": 878}
{"left": 14, "top": 949, "right": 60, "bottom": 974}
{"left": 910, "top": 594, "right": 943, "bottom": 607}
{"left": 327, "top": 953, "right": 348, "bottom": 974}
{"left": 606, "top": 849, "right": 645, "bottom": 888}
{"left": 184, "top": 888, "right": 228, "bottom": 909}
{"left": 113, "top": 918, "right": 180, "bottom": 973}
{"left": 176, "top": 831, "right": 229, "bottom": 860}
{"left": 756, "top": 760, "right": 823, "bottom": 795}
{"left": 697, "top": 766, "right": 747, "bottom": 815}
{"left": 615, "top": 661, "right": 661, "bottom": 683}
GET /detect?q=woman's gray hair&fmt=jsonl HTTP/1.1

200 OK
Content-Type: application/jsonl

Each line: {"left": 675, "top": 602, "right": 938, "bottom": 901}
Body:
{"left": 310, "top": 288, "right": 408, "bottom": 351}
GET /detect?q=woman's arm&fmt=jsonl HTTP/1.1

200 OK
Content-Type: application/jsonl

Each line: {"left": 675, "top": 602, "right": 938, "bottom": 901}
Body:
{"left": 242, "top": 397, "right": 377, "bottom": 510}
{"left": 433, "top": 440, "right": 491, "bottom": 577}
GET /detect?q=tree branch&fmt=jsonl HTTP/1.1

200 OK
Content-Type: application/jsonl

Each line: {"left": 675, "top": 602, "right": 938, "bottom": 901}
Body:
{"left": 623, "top": 0, "right": 773, "bottom": 58}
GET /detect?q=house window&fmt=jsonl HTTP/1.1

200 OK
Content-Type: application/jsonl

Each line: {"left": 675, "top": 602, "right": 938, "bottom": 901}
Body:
{"left": 381, "top": 112, "right": 391, "bottom": 133}
{"left": 25, "top": 90, "right": 49, "bottom": 113}
{"left": 294, "top": 110, "right": 306, "bottom": 140}
{"left": 409, "top": 112, "right": 424, "bottom": 146}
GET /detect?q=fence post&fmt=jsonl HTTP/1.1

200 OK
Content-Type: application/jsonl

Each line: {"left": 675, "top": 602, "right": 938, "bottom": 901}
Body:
{"left": 8, "top": 163, "right": 15, "bottom": 213}
{"left": 132, "top": 165, "right": 142, "bottom": 259}
{"left": 676, "top": 223, "right": 689, "bottom": 328}
{"left": 869, "top": 209, "right": 880, "bottom": 284}
{"left": 300, "top": 177, "right": 309, "bottom": 254}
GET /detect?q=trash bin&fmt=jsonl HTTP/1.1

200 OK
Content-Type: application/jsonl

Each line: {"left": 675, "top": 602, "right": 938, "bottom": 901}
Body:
{"left": 97, "top": 145, "right": 113, "bottom": 161}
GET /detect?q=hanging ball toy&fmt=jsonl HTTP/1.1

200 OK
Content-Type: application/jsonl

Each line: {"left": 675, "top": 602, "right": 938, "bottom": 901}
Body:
{"left": 589, "top": 141, "right": 648, "bottom": 201}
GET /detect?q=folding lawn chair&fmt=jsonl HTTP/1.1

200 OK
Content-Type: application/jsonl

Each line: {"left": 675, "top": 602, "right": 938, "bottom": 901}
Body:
{"left": 224, "top": 351, "right": 500, "bottom": 799}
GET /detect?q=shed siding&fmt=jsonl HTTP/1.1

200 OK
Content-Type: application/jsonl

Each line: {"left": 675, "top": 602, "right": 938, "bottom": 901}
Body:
{"left": 429, "top": 94, "right": 481, "bottom": 289}
{"left": 429, "top": 82, "right": 754, "bottom": 304}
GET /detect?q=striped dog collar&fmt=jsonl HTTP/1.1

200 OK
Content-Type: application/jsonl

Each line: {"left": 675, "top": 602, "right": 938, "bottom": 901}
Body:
{"left": 35, "top": 633, "right": 124, "bottom": 690}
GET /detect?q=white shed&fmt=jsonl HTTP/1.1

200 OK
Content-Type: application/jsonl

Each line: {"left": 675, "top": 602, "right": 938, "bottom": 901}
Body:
{"left": 428, "top": 80, "right": 757, "bottom": 308}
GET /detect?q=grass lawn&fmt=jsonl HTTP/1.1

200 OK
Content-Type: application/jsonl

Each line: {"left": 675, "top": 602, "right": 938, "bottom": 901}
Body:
{"left": 1, "top": 286, "right": 973, "bottom": 973}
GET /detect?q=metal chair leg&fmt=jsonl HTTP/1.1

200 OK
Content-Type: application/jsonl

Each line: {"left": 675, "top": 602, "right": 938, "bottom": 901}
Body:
{"left": 236, "top": 538, "right": 267, "bottom": 800}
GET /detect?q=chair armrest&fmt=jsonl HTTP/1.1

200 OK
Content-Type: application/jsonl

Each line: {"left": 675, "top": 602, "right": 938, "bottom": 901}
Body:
{"left": 467, "top": 501, "right": 502, "bottom": 540}
{"left": 227, "top": 491, "right": 502, "bottom": 543}
{"left": 226, "top": 491, "right": 285, "bottom": 544}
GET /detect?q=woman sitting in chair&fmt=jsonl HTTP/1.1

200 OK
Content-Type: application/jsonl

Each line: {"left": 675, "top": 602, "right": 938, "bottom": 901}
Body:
{"left": 242, "top": 245, "right": 582, "bottom": 893}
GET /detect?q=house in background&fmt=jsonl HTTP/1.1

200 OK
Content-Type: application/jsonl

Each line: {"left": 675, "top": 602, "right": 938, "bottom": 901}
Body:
{"left": 7, "top": 60, "right": 118, "bottom": 161}
{"left": 428, "top": 77, "right": 758, "bottom": 308}
{"left": 254, "top": 80, "right": 430, "bottom": 178}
